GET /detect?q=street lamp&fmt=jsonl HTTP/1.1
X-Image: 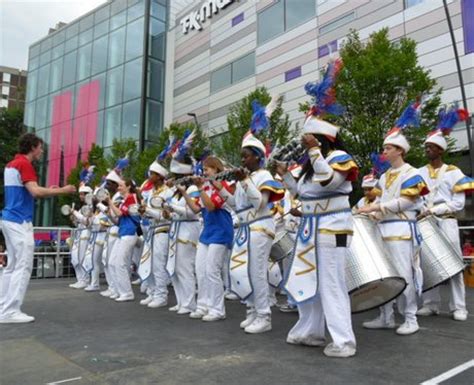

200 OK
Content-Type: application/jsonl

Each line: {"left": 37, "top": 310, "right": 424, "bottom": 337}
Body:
{"left": 187, "top": 112, "right": 199, "bottom": 128}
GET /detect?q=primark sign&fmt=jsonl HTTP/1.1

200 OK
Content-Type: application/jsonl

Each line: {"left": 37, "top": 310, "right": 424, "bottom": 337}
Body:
{"left": 180, "top": 0, "right": 235, "bottom": 34}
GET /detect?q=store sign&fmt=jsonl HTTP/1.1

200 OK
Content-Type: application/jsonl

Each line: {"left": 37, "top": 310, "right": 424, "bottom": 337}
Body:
{"left": 180, "top": 0, "right": 234, "bottom": 34}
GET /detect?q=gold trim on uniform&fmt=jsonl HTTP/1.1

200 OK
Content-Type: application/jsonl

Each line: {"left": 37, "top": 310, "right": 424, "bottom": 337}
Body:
{"left": 318, "top": 229, "right": 354, "bottom": 235}
{"left": 385, "top": 170, "right": 400, "bottom": 189}
{"left": 382, "top": 235, "right": 412, "bottom": 241}
{"left": 249, "top": 226, "right": 275, "bottom": 240}
{"left": 177, "top": 238, "right": 197, "bottom": 247}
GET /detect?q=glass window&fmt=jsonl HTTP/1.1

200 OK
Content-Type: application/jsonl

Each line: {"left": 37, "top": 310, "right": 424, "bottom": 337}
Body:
{"left": 147, "top": 58, "right": 163, "bottom": 101}
{"left": 126, "top": 17, "right": 144, "bottom": 61}
{"left": 121, "top": 99, "right": 141, "bottom": 139}
{"left": 26, "top": 70, "right": 38, "bottom": 102}
{"left": 77, "top": 43, "right": 92, "bottom": 81}
{"left": 79, "top": 28, "right": 93, "bottom": 46}
{"left": 35, "top": 96, "right": 48, "bottom": 129}
{"left": 128, "top": 0, "right": 145, "bottom": 21}
{"left": 40, "top": 38, "right": 53, "bottom": 52}
{"left": 92, "top": 35, "right": 108, "bottom": 75}
{"left": 95, "top": 4, "right": 110, "bottom": 23}
{"left": 145, "top": 100, "right": 162, "bottom": 141}
{"left": 108, "top": 26, "right": 126, "bottom": 68}
{"left": 52, "top": 30, "right": 66, "bottom": 46}
{"left": 30, "top": 44, "right": 40, "bottom": 58}
{"left": 111, "top": 10, "right": 127, "bottom": 30}
{"left": 80, "top": 14, "right": 94, "bottom": 32}
{"left": 25, "top": 101, "right": 36, "bottom": 129}
{"left": 91, "top": 72, "right": 106, "bottom": 110}
{"left": 65, "top": 35, "right": 78, "bottom": 53}
{"left": 151, "top": 0, "right": 167, "bottom": 21}
{"left": 258, "top": 1, "right": 284, "bottom": 44}
{"left": 111, "top": 0, "right": 128, "bottom": 15}
{"left": 285, "top": 0, "right": 315, "bottom": 30}
{"left": 37, "top": 64, "right": 51, "bottom": 97}
{"left": 50, "top": 58, "right": 63, "bottom": 92}
{"left": 210, "top": 64, "right": 231, "bottom": 93}
{"left": 319, "top": 12, "right": 355, "bottom": 34}
{"left": 94, "top": 109, "right": 105, "bottom": 146}
{"left": 62, "top": 50, "right": 77, "bottom": 87}
{"left": 405, "top": 0, "right": 425, "bottom": 8}
{"left": 232, "top": 52, "right": 255, "bottom": 83}
{"left": 104, "top": 105, "right": 122, "bottom": 146}
{"left": 94, "top": 19, "right": 109, "bottom": 39}
{"left": 39, "top": 50, "right": 51, "bottom": 66}
{"left": 52, "top": 42, "right": 65, "bottom": 59}
{"left": 123, "top": 57, "right": 142, "bottom": 102}
{"left": 29, "top": 56, "right": 39, "bottom": 71}
{"left": 66, "top": 22, "right": 79, "bottom": 39}
{"left": 149, "top": 17, "right": 165, "bottom": 60}
{"left": 106, "top": 65, "right": 124, "bottom": 107}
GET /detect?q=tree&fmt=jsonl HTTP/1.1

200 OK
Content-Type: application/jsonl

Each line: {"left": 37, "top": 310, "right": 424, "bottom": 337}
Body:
{"left": 0, "top": 108, "right": 26, "bottom": 207}
{"left": 212, "top": 86, "right": 295, "bottom": 167}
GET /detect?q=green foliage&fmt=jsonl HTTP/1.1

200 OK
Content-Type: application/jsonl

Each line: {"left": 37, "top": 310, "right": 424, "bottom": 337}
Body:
{"left": 0, "top": 108, "right": 26, "bottom": 208}
{"left": 211, "top": 86, "right": 295, "bottom": 166}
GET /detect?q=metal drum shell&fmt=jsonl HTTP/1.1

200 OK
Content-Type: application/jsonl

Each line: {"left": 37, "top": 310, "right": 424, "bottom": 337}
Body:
{"left": 418, "top": 216, "right": 465, "bottom": 292}
{"left": 270, "top": 231, "right": 294, "bottom": 262}
{"left": 347, "top": 215, "right": 407, "bottom": 313}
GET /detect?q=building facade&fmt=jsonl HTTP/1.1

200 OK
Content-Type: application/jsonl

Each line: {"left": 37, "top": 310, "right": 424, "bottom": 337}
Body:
{"left": 0, "top": 66, "right": 27, "bottom": 110}
{"left": 168, "top": 0, "right": 473, "bottom": 149}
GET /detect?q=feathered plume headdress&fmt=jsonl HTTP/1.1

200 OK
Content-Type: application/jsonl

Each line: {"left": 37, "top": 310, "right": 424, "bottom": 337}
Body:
{"left": 250, "top": 95, "right": 279, "bottom": 135}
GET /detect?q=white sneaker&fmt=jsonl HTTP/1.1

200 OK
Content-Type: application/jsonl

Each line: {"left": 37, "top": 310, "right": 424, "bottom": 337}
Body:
{"left": 189, "top": 309, "right": 207, "bottom": 319}
{"left": 396, "top": 321, "right": 419, "bottom": 335}
{"left": 323, "top": 343, "right": 356, "bottom": 358}
{"left": 140, "top": 296, "right": 153, "bottom": 306}
{"left": 84, "top": 285, "right": 100, "bottom": 292}
{"left": 244, "top": 316, "right": 272, "bottom": 334}
{"left": 177, "top": 307, "right": 192, "bottom": 315}
{"left": 416, "top": 306, "right": 440, "bottom": 316}
{"left": 100, "top": 289, "right": 112, "bottom": 297}
{"left": 0, "top": 312, "right": 35, "bottom": 324}
{"left": 286, "top": 334, "right": 326, "bottom": 347}
{"left": 452, "top": 310, "right": 468, "bottom": 321}
{"left": 109, "top": 292, "right": 119, "bottom": 300}
{"left": 363, "top": 316, "right": 396, "bottom": 329}
{"left": 75, "top": 281, "right": 89, "bottom": 289}
{"left": 148, "top": 299, "right": 167, "bottom": 308}
{"left": 115, "top": 294, "right": 135, "bottom": 302}
{"left": 240, "top": 310, "right": 257, "bottom": 329}
{"left": 131, "top": 278, "right": 141, "bottom": 285}
{"left": 225, "top": 292, "right": 239, "bottom": 300}
{"left": 202, "top": 314, "right": 226, "bottom": 322}
{"left": 169, "top": 305, "right": 179, "bottom": 312}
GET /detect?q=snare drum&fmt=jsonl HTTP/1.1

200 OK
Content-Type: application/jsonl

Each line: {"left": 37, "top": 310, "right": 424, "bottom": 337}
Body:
{"left": 270, "top": 231, "right": 294, "bottom": 262}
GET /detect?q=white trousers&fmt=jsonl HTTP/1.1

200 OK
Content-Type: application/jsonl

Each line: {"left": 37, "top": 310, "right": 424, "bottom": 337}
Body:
{"left": 109, "top": 235, "right": 137, "bottom": 297}
{"left": 150, "top": 232, "right": 169, "bottom": 301}
{"left": 89, "top": 241, "right": 104, "bottom": 288}
{"left": 380, "top": 240, "right": 418, "bottom": 323}
{"left": 0, "top": 221, "right": 35, "bottom": 317}
{"left": 195, "top": 243, "right": 228, "bottom": 317}
{"left": 422, "top": 218, "right": 467, "bottom": 312}
{"left": 246, "top": 231, "right": 273, "bottom": 316}
{"left": 71, "top": 237, "right": 89, "bottom": 283}
{"left": 104, "top": 233, "right": 119, "bottom": 293}
{"left": 288, "top": 236, "right": 356, "bottom": 349}
{"left": 171, "top": 241, "right": 197, "bottom": 311}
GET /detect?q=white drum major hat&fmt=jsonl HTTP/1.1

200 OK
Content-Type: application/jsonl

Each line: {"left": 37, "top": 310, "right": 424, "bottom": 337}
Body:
{"left": 149, "top": 161, "right": 169, "bottom": 178}
{"left": 383, "top": 100, "right": 422, "bottom": 153}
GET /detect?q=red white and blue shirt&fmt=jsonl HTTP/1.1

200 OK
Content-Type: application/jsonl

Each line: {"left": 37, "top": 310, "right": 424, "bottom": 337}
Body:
{"left": 3, "top": 154, "right": 38, "bottom": 224}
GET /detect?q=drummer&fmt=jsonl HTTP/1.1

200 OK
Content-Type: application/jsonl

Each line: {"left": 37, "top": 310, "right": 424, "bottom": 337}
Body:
{"left": 417, "top": 106, "right": 470, "bottom": 322}
{"left": 353, "top": 173, "right": 381, "bottom": 211}
{"left": 358, "top": 102, "right": 429, "bottom": 335}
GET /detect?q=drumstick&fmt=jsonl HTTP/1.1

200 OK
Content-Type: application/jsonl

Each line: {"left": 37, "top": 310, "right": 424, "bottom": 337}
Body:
{"left": 281, "top": 203, "right": 302, "bottom": 218}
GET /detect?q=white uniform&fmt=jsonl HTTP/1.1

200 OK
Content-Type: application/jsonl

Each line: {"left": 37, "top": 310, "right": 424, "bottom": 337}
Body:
{"left": 418, "top": 164, "right": 469, "bottom": 316}
{"left": 373, "top": 164, "right": 427, "bottom": 328}
{"left": 167, "top": 186, "right": 201, "bottom": 313}
{"left": 70, "top": 210, "right": 91, "bottom": 285}
{"left": 83, "top": 211, "right": 108, "bottom": 289}
{"left": 282, "top": 148, "right": 357, "bottom": 349}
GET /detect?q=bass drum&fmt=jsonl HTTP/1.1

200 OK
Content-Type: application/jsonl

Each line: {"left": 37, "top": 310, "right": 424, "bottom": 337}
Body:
{"left": 418, "top": 216, "right": 465, "bottom": 292}
{"left": 346, "top": 215, "right": 407, "bottom": 313}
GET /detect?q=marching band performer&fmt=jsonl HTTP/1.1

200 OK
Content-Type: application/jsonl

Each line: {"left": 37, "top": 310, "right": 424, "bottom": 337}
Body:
{"left": 179, "top": 156, "right": 234, "bottom": 321}
{"left": 164, "top": 131, "right": 201, "bottom": 315}
{"left": 216, "top": 130, "right": 285, "bottom": 334}
{"left": 107, "top": 178, "right": 141, "bottom": 302}
{"left": 359, "top": 101, "right": 429, "bottom": 335}
{"left": 277, "top": 59, "right": 358, "bottom": 357}
{"left": 139, "top": 157, "right": 174, "bottom": 309}
{"left": 354, "top": 173, "right": 381, "bottom": 211}
{"left": 417, "top": 106, "right": 471, "bottom": 321}
{"left": 69, "top": 181, "right": 93, "bottom": 289}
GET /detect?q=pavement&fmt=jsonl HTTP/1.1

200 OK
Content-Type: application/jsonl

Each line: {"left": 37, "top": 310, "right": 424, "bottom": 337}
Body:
{"left": 0, "top": 279, "right": 473, "bottom": 385}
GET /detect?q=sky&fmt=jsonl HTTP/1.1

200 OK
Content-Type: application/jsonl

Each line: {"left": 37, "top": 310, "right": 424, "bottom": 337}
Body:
{"left": 0, "top": 0, "right": 108, "bottom": 71}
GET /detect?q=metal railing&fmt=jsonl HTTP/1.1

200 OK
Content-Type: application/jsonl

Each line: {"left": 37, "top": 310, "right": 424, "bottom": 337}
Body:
{"left": 31, "top": 226, "right": 75, "bottom": 279}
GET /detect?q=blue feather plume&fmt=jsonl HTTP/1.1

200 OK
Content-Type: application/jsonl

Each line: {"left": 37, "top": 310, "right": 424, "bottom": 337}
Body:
{"left": 370, "top": 152, "right": 390, "bottom": 177}
{"left": 158, "top": 135, "right": 177, "bottom": 161}
{"left": 250, "top": 100, "right": 269, "bottom": 134}
{"left": 394, "top": 101, "right": 421, "bottom": 129}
